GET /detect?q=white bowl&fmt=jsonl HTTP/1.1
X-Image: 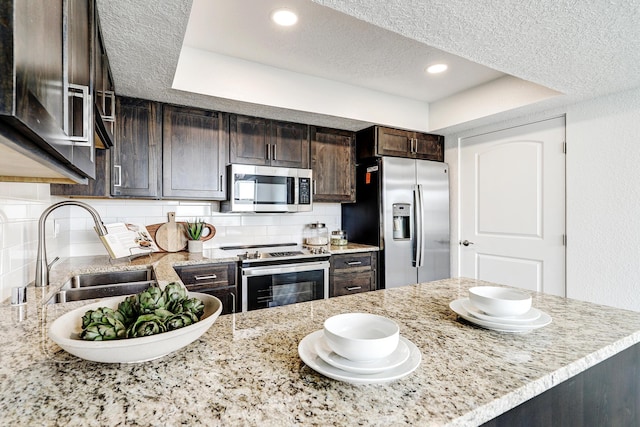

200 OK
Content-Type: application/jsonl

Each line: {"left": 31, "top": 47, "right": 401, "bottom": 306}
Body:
{"left": 468, "top": 286, "right": 532, "bottom": 317}
{"left": 323, "top": 313, "right": 400, "bottom": 362}
{"left": 48, "top": 292, "right": 222, "bottom": 363}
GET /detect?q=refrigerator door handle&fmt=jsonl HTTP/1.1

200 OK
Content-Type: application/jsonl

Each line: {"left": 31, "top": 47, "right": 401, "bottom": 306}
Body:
{"left": 416, "top": 184, "right": 425, "bottom": 267}
{"left": 413, "top": 185, "right": 424, "bottom": 267}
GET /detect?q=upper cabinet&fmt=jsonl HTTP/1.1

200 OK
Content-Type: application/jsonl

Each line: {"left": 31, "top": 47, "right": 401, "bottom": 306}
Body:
{"left": 0, "top": 0, "right": 97, "bottom": 182}
{"left": 229, "top": 114, "right": 310, "bottom": 169}
{"left": 111, "top": 96, "right": 161, "bottom": 198}
{"left": 310, "top": 126, "right": 356, "bottom": 203}
{"left": 162, "top": 105, "right": 228, "bottom": 200}
{"left": 93, "top": 7, "right": 115, "bottom": 149}
{"left": 356, "top": 126, "right": 444, "bottom": 162}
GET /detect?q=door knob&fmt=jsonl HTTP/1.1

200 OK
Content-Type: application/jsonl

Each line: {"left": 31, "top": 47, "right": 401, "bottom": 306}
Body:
{"left": 460, "top": 240, "right": 475, "bottom": 246}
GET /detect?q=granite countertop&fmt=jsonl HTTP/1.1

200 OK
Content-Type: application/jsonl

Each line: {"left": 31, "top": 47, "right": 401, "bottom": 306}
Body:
{"left": 2, "top": 274, "right": 640, "bottom": 426}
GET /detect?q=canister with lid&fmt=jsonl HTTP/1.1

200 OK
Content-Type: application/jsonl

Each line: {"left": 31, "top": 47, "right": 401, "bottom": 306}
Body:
{"left": 331, "top": 230, "right": 348, "bottom": 246}
{"left": 304, "top": 222, "right": 329, "bottom": 246}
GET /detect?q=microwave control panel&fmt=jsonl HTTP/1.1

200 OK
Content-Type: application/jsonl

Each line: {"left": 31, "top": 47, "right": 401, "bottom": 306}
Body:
{"left": 299, "top": 178, "right": 311, "bottom": 204}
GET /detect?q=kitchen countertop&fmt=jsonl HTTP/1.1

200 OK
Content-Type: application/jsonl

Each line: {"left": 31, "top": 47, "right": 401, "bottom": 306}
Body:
{"left": 2, "top": 272, "right": 640, "bottom": 426}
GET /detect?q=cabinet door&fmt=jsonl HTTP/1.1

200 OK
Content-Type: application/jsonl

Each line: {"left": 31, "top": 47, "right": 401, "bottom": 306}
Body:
{"left": 112, "top": 97, "right": 161, "bottom": 197}
{"left": 12, "top": 0, "right": 70, "bottom": 161}
{"left": 376, "top": 127, "right": 412, "bottom": 157}
{"left": 412, "top": 132, "right": 444, "bottom": 161}
{"left": 310, "top": 126, "right": 355, "bottom": 202}
{"left": 93, "top": 8, "right": 115, "bottom": 148}
{"left": 270, "top": 121, "right": 309, "bottom": 168}
{"left": 66, "top": 0, "right": 95, "bottom": 177}
{"left": 163, "top": 105, "right": 228, "bottom": 199}
{"left": 229, "top": 114, "right": 269, "bottom": 166}
{"left": 50, "top": 148, "right": 110, "bottom": 197}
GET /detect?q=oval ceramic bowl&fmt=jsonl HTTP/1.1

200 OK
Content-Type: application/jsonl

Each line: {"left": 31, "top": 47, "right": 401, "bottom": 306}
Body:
{"left": 48, "top": 292, "right": 222, "bottom": 363}
{"left": 323, "top": 313, "right": 400, "bottom": 362}
{"left": 468, "top": 286, "right": 532, "bottom": 317}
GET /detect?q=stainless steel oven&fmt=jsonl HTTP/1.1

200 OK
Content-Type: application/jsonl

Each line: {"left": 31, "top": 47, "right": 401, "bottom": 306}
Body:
{"left": 223, "top": 244, "right": 330, "bottom": 312}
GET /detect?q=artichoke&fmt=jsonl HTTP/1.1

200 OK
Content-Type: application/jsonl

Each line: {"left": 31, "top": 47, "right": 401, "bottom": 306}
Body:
{"left": 138, "top": 286, "right": 167, "bottom": 313}
{"left": 117, "top": 294, "right": 140, "bottom": 324}
{"left": 80, "top": 309, "right": 127, "bottom": 341}
{"left": 82, "top": 307, "right": 125, "bottom": 329}
{"left": 165, "top": 312, "right": 199, "bottom": 331}
{"left": 181, "top": 297, "right": 205, "bottom": 319}
{"left": 164, "top": 282, "right": 187, "bottom": 305}
{"left": 126, "top": 313, "right": 167, "bottom": 338}
{"left": 79, "top": 283, "right": 204, "bottom": 341}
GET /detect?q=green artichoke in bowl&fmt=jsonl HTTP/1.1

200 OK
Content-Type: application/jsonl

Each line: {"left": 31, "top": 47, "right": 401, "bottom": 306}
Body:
{"left": 79, "top": 282, "right": 204, "bottom": 341}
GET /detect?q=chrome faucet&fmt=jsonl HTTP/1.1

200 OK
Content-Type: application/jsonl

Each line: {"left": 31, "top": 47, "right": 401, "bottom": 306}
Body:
{"left": 34, "top": 201, "right": 108, "bottom": 287}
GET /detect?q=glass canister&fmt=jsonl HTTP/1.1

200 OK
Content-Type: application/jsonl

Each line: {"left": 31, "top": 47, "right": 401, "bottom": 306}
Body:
{"left": 331, "top": 230, "right": 348, "bottom": 246}
{"left": 304, "top": 222, "right": 329, "bottom": 246}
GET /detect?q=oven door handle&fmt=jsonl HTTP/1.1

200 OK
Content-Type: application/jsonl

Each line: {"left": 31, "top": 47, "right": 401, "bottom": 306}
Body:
{"left": 242, "top": 261, "right": 329, "bottom": 277}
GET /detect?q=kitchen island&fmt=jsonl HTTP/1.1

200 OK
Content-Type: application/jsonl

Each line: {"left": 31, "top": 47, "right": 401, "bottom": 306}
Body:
{"left": 1, "top": 256, "right": 639, "bottom": 425}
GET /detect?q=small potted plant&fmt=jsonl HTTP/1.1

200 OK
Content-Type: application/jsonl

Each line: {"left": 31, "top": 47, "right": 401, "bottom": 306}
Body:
{"left": 184, "top": 218, "right": 206, "bottom": 253}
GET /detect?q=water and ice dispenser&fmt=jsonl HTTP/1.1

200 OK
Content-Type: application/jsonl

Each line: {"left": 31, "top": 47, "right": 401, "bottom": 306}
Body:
{"left": 392, "top": 203, "right": 410, "bottom": 240}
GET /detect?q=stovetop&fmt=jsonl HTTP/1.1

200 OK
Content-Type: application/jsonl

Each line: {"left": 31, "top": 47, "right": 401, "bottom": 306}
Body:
{"left": 220, "top": 243, "right": 330, "bottom": 263}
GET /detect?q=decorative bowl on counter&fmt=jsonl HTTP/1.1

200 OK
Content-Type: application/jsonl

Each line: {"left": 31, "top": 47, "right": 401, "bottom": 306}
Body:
{"left": 323, "top": 313, "right": 400, "bottom": 362}
{"left": 48, "top": 292, "right": 222, "bottom": 363}
{"left": 468, "top": 286, "right": 532, "bottom": 317}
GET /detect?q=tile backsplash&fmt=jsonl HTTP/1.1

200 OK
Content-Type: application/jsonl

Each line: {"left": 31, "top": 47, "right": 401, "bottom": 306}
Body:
{"left": 0, "top": 182, "right": 341, "bottom": 301}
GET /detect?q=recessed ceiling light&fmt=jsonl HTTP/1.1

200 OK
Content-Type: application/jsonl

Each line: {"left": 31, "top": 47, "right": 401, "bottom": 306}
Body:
{"left": 426, "top": 63, "right": 448, "bottom": 74}
{"left": 271, "top": 9, "right": 298, "bottom": 26}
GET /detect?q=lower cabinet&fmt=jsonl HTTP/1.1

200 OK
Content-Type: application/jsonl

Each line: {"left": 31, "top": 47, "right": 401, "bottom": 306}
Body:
{"left": 174, "top": 262, "right": 237, "bottom": 315}
{"left": 330, "top": 251, "right": 377, "bottom": 297}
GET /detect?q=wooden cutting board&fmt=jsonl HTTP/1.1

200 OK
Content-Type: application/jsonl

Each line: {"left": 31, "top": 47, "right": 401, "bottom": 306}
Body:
{"left": 146, "top": 213, "right": 216, "bottom": 252}
{"left": 154, "top": 212, "right": 185, "bottom": 252}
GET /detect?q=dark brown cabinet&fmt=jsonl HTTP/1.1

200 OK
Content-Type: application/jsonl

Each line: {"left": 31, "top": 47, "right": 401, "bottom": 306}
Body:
{"left": 111, "top": 96, "right": 161, "bottom": 198}
{"left": 174, "top": 262, "right": 238, "bottom": 315}
{"left": 229, "top": 114, "right": 309, "bottom": 169}
{"left": 330, "top": 251, "right": 377, "bottom": 297}
{"left": 93, "top": 7, "right": 115, "bottom": 149}
{"left": 310, "top": 126, "right": 356, "bottom": 203}
{"left": 162, "top": 105, "right": 228, "bottom": 200}
{"left": 356, "top": 126, "right": 444, "bottom": 162}
{"left": 0, "top": 0, "right": 96, "bottom": 182}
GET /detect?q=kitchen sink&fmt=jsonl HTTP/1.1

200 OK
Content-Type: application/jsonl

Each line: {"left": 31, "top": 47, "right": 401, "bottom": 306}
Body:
{"left": 46, "top": 268, "right": 157, "bottom": 304}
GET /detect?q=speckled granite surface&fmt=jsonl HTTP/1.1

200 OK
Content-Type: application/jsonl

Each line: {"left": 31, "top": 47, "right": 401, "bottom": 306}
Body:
{"left": 2, "top": 261, "right": 640, "bottom": 425}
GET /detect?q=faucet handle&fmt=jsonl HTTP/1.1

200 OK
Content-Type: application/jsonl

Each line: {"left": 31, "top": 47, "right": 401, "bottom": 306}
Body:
{"left": 48, "top": 256, "right": 60, "bottom": 270}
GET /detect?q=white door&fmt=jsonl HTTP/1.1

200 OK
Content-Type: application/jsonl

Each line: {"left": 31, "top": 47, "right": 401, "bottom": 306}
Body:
{"left": 459, "top": 116, "right": 566, "bottom": 296}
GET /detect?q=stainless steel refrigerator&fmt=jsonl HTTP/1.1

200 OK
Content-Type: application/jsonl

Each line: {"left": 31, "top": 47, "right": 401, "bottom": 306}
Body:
{"left": 342, "top": 157, "right": 450, "bottom": 288}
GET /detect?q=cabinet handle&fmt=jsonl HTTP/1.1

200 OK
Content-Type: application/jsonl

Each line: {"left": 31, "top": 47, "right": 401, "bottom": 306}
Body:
{"left": 195, "top": 274, "right": 217, "bottom": 280}
{"left": 68, "top": 83, "right": 91, "bottom": 145}
{"left": 346, "top": 261, "right": 362, "bottom": 266}
{"left": 102, "top": 90, "right": 116, "bottom": 122}
{"left": 220, "top": 175, "right": 223, "bottom": 190}
{"left": 266, "top": 143, "right": 271, "bottom": 160}
{"left": 272, "top": 144, "right": 277, "bottom": 160}
{"left": 346, "top": 286, "right": 362, "bottom": 291}
{"left": 113, "top": 165, "right": 122, "bottom": 187}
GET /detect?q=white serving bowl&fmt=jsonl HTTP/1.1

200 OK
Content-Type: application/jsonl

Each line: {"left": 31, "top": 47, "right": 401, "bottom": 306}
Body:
{"left": 468, "top": 286, "right": 532, "bottom": 317}
{"left": 48, "top": 292, "right": 222, "bottom": 363}
{"left": 323, "top": 313, "right": 400, "bottom": 362}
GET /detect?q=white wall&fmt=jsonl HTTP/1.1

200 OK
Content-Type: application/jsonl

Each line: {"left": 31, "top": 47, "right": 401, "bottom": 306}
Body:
{"left": 445, "top": 86, "right": 640, "bottom": 312}
{"left": 0, "top": 188, "right": 341, "bottom": 301}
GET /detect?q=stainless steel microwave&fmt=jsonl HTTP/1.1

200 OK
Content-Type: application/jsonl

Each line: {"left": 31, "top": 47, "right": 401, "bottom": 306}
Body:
{"left": 221, "top": 164, "right": 313, "bottom": 213}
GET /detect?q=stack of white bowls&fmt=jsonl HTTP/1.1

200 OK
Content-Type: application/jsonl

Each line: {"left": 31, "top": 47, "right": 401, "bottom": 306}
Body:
{"left": 323, "top": 313, "right": 401, "bottom": 363}
{"left": 449, "top": 286, "right": 552, "bottom": 332}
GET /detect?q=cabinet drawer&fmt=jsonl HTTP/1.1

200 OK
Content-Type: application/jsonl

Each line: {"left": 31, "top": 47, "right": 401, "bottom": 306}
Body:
{"left": 331, "top": 271, "right": 374, "bottom": 297}
{"left": 331, "top": 253, "right": 373, "bottom": 272}
{"left": 174, "top": 263, "right": 236, "bottom": 291}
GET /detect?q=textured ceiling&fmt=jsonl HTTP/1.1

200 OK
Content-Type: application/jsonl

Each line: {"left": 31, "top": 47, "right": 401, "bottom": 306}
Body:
{"left": 96, "top": 0, "right": 640, "bottom": 133}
